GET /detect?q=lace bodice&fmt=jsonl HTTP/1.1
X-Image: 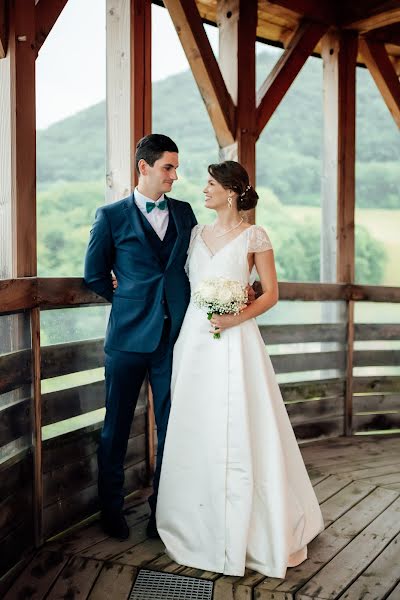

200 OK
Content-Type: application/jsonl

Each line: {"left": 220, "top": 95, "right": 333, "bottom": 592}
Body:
{"left": 185, "top": 224, "right": 273, "bottom": 290}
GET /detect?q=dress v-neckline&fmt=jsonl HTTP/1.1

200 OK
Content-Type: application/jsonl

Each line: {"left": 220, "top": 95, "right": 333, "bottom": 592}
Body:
{"left": 199, "top": 224, "right": 254, "bottom": 258}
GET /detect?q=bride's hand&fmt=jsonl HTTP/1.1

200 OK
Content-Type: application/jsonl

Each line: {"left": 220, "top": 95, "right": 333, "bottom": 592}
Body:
{"left": 210, "top": 312, "right": 243, "bottom": 334}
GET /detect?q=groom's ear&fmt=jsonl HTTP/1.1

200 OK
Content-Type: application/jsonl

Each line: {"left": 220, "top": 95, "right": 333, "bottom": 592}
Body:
{"left": 138, "top": 158, "right": 148, "bottom": 177}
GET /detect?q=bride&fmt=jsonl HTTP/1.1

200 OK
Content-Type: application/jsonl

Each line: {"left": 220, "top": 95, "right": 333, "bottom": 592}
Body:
{"left": 156, "top": 160, "right": 324, "bottom": 578}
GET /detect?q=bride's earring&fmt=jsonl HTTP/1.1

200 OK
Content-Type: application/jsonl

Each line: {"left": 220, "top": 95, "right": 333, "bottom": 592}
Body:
{"left": 227, "top": 194, "right": 233, "bottom": 208}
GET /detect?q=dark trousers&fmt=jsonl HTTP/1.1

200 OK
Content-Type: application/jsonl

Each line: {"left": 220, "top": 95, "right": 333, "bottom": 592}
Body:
{"left": 98, "top": 320, "right": 173, "bottom": 516}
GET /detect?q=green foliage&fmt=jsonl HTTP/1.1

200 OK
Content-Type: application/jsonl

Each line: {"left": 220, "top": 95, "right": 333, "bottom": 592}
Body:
{"left": 36, "top": 178, "right": 386, "bottom": 286}
{"left": 37, "top": 50, "right": 400, "bottom": 209}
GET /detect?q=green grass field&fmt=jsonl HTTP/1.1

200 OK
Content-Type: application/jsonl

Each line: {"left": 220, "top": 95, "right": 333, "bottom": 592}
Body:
{"left": 287, "top": 206, "right": 400, "bottom": 287}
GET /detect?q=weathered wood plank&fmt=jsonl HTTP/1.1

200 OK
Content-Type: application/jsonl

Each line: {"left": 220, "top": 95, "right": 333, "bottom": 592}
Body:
{"left": 38, "top": 277, "right": 106, "bottom": 309}
{"left": 297, "top": 496, "right": 400, "bottom": 599}
{"left": 343, "top": 2, "right": 400, "bottom": 33}
{"left": 0, "top": 517, "right": 34, "bottom": 577}
{"left": 353, "top": 412, "right": 400, "bottom": 432}
{"left": 42, "top": 407, "right": 146, "bottom": 472}
{"left": 353, "top": 393, "right": 400, "bottom": 413}
{"left": 294, "top": 416, "right": 344, "bottom": 442}
{"left": 87, "top": 562, "right": 137, "bottom": 600}
{"left": 355, "top": 323, "right": 400, "bottom": 341}
{"left": 43, "top": 460, "right": 147, "bottom": 539}
{"left": 313, "top": 475, "right": 352, "bottom": 504}
{"left": 0, "top": 452, "right": 31, "bottom": 502}
{"left": 78, "top": 507, "right": 150, "bottom": 561}
{"left": 42, "top": 381, "right": 106, "bottom": 427}
{"left": 0, "top": 349, "right": 31, "bottom": 394}
{"left": 285, "top": 396, "right": 343, "bottom": 424}
{"left": 0, "top": 397, "right": 31, "bottom": 446}
{"left": 0, "top": 278, "right": 36, "bottom": 314}
{"left": 113, "top": 537, "right": 165, "bottom": 567}
{"left": 256, "top": 486, "right": 399, "bottom": 598}
{"left": 3, "top": 550, "right": 68, "bottom": 600}
{"left": 41, "top": 338, "right": 104, "bottom": 379}
{"left": 320, "top": 480, "right": 376, "bottom": 527}
{"left": 260, "top": 323, "right": 346, "bottom": 345}
{"left": 353, "top": 376, "right": 400, "bottom": 394}
{"left": 46, "top": 496, "right": 150, "bottom": 555}
{"left": 45, "top": 556, "right": 102, "bottom": 599}
{"left": 271, "top": 350, "right": 346, "bottom": 374}
{"left": 387, "top": 581, "right": 400, "bottom": 600}
{"left": 44, "top": 434, "right": 146, "bottom": 507}
{"left": 281, "top": 378, "right": 345, "bottom": 402}
{"left": 354, "top": 349, "right": 400, "bottom": 367}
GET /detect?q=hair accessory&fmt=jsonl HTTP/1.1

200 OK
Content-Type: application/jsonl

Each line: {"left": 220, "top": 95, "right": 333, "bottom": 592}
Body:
{"left": 240, "top": 185, "right": 251, "bottom": 198}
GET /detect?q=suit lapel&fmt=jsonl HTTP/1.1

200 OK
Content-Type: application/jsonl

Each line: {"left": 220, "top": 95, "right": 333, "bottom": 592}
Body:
{"left": 124, "top": 193, "right": 163, "bottom": 268}
{"left": 166, "top": 196, "right": 185, "bottom": 271}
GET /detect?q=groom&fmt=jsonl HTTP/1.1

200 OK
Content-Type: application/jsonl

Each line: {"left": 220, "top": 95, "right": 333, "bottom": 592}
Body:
{"left": 84, "top": 134, "right": 197, "bottom": 540}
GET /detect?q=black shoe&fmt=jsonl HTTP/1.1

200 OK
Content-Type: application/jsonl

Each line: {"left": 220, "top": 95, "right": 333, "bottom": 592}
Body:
{"left": 146, "top": 514, "right": 160, "bottom": 539}
{"left": 100, "top": 510, "right": 130, "bottom": 540}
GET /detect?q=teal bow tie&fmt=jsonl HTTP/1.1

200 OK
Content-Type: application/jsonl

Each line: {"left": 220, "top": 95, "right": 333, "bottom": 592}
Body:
{"left": 146, "top": 199, "right": 167, "bottom": 213}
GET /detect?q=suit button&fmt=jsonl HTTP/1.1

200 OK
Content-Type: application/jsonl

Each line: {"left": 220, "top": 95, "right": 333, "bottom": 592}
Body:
{"left": 161, "top": 300, "right": 165, "bottom": 304}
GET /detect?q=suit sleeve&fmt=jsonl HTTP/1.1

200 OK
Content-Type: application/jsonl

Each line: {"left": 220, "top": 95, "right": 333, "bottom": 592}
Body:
{"left": 84, "top": 207, "right": 114, "bottom": 303}
{"left": 188, "top": 204, "right": 198, "bottom": 228}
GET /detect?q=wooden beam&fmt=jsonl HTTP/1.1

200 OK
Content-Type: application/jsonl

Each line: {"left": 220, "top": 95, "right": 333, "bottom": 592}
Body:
{"left": 320, "top": 31, "right": 339, "bottom": 284}
{"left": 163, "top": 0, "right": 235, "bottom": 148}
{"left": 266, "top": 0, "right": 336, "bottom": 25}
{"left": 35, "top": 0, "right": 68, "bottom": 52}
{"left": 256, "top": 21, "right": 328, "bottom": 137}
{"left": 342, "top": 2, "right": 400, "bottom": 34}
{"left": 106, "top": 0, "right": 152, "bottom": 201}
{"left": 0, "top": 0, "right": 8, "bottom": 58}
{"left": 0, "top": 0, "right": 37, "bottom": 277}
{"left": 337, "top": 32, "right": 358, "bottom": 284}
{"left": 218, "top": 0, "right": 257, "bottom": 223}
{"left": 130, "top": 0, "right": 152, "bottom": 187}
{"left": 236, "top": 0, "right": 257, "bottom": 204}
{"left": 359, "top": 37, "right": 400, "bottom": 129}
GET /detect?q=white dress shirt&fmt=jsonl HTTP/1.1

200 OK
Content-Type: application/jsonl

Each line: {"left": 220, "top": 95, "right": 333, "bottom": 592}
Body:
{"left": 134, "top": 187, "right": 169, "bottom": 240}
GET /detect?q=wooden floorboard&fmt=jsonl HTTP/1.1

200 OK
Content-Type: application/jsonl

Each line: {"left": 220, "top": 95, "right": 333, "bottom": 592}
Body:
{"left": 3, "top": 435, "right": 400, "bottom": 600}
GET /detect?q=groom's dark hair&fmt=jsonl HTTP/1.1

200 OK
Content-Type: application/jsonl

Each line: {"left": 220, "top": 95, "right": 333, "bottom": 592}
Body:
{"left": 135, "top": 134, "right": 179, "bottom": 174}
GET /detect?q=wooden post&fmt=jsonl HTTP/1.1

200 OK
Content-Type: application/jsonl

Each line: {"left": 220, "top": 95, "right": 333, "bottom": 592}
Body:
{"left": 321, "top": 30, "right": 357, "bottom": 435}
{"left": 106, "top": 0, "right": 151, "bottom": 203}
{"left": 31, "top": 307, "right": 43, "bottom": 545}
{"left": 106, "top": 0, "right": 154, "bottom": 472}
{"left": 0, "top": 0, "right": 42, "bottom": 544}
{"left": 218, "top": 0, "right": 257, "bottom": 223}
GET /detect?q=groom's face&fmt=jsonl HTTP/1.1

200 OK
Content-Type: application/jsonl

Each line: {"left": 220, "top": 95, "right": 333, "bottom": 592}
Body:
{"left": 141, "top": 151, "right": 179, "bottom": 195}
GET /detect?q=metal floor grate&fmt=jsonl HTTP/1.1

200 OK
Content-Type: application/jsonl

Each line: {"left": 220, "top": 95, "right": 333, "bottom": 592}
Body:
{"left": 129, "top": 569, "right": 214, "bottom": 600}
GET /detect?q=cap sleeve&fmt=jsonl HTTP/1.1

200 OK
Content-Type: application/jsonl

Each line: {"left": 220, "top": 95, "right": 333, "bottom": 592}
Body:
{"left": 185, "top": 224, "right": 202, "bottom": 276}
{"left": 248, "top": 225, "right": 273, "bottom": 253}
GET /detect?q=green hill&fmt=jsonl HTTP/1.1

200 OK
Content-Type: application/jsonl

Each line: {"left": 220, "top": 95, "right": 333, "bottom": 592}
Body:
{"left": 37, "top": 49, "right": 400, "bottom": 209}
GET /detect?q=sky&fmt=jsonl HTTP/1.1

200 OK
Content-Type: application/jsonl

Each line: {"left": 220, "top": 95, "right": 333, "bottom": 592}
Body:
{"left": 35, "top": 0, "right": 219, "bottom": 130}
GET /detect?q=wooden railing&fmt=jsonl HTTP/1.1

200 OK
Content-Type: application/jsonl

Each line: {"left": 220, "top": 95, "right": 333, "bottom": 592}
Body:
{"left": 1, "top": 277, "right": 400, "bottom": 578}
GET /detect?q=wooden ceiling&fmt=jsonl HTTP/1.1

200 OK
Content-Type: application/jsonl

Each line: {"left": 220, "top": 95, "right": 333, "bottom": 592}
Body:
{"left": 188, "top": 0, "right": 400, "bottom": 73}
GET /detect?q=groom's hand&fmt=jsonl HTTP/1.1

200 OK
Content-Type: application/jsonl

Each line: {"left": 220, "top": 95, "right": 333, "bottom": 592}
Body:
{"left": 112, "top": 274, "right": 118, "bottom": 290}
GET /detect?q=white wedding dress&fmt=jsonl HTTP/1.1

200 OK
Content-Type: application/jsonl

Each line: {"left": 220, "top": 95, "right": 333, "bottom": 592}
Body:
{"left": 156, "top": 224, "right": 324, "bottom": 578}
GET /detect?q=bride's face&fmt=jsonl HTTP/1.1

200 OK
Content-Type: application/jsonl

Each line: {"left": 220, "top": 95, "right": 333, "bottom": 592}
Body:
{"left": 203, "top": 176, "right": 232, "bottom": 210}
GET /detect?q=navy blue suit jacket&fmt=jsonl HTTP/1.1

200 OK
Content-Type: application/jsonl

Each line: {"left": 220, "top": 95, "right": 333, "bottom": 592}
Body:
{"left": 84, "top": 193, "right": 197, "bottom": 353}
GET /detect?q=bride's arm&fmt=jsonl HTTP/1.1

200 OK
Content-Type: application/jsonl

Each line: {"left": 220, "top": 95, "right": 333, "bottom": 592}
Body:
{"left": 210, "top": 250, "right": 278, "bottom": 333}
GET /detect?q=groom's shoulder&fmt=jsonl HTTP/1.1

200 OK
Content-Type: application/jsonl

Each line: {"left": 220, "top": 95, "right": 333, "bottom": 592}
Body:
{"left": 167, "top": 196, "right": 194, "bottom": 214}
{"left": 95, "top": 196, "right": 130, "bottom": 217}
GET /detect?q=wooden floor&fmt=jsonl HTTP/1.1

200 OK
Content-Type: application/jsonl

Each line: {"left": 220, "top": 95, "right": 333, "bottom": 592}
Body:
{"left": 4, "top": 435, "right": 400, "bottom": 600}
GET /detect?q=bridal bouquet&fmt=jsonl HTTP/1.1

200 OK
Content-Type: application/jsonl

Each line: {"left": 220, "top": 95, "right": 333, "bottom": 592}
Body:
{"left": 193, "top": 277, "right": 248, "bottom": 339}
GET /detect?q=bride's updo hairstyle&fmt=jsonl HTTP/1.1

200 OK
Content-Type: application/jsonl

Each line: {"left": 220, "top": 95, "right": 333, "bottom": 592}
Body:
{"left": 207, "top": 160, "right": 259, "bottom": 211}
